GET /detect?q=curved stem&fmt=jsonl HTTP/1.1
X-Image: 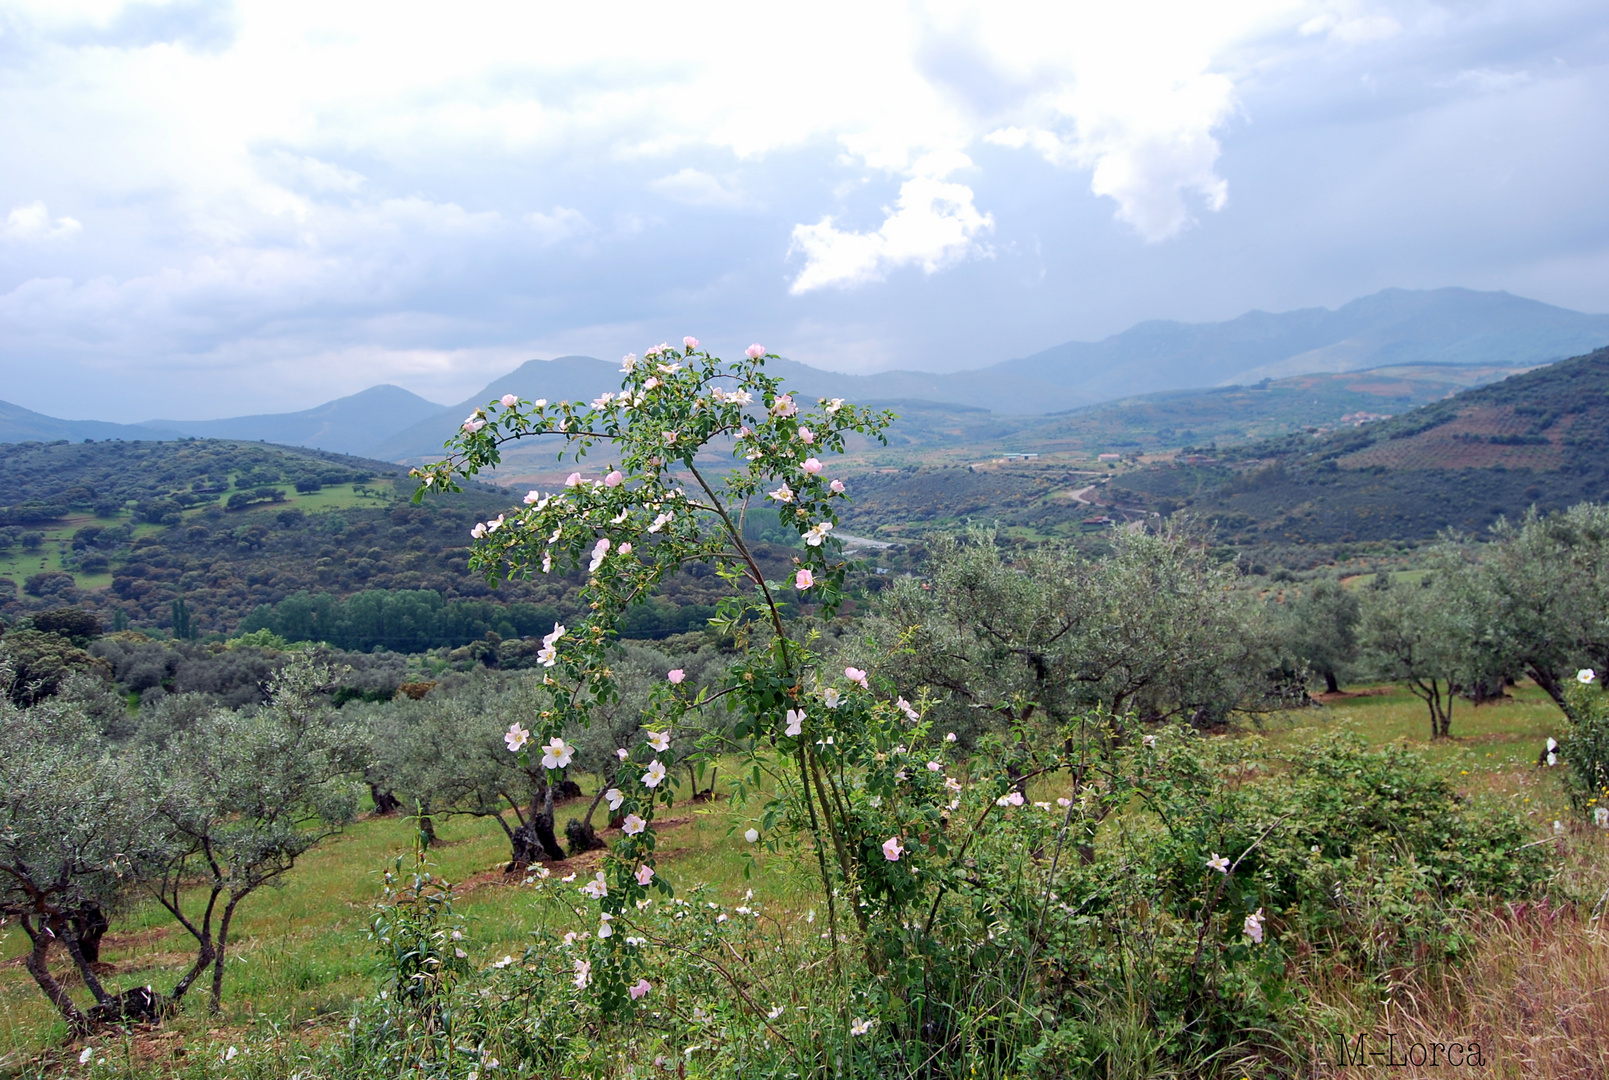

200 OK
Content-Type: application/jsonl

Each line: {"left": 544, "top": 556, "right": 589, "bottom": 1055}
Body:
{"left": 686, "top": 462, "right": 791, "bottom": 669}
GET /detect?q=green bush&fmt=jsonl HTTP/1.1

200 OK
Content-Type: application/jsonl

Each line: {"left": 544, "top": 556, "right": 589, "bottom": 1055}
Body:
{"left": 1562, "top": 672, "right": 1609, "bottom": 817}
{"left": 319, "top": 727, "right": 1547, "bottom": 1080}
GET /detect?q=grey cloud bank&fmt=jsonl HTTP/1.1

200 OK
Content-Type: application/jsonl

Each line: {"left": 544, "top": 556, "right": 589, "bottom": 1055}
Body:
{"left": 0, "top": 1, "right": 1606, "bottom": 421}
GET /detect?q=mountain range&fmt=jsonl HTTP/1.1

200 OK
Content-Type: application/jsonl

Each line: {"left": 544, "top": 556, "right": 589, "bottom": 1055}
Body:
{"left": 4, "top": 287, "right": 1606, "bottom": 460}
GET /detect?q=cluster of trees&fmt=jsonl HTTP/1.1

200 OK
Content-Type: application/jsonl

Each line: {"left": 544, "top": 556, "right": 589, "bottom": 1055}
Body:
{"left": 0, "top": 657, "right": 365, "bottom": 1030}
{"left": 0, "top": 606, "right": 409, "bottom": 708}
{"left": 0, "top": 629, "right": 728, "bottom": 1031}
{"left": 870, "top": 524, "right": 1294, "bottom": 742}
{"left": 0, "top": 438, "right": 389, "bottom": 526}
{"left": 239, "top": 589, "right": 569, "bottom": 653}
{"left": 1275, "top": 501, "right": 1609, "bottom": 737}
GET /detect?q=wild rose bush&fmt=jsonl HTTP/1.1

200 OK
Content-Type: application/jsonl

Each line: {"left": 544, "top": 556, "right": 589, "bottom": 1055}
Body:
{"left": 388, "top": 344, "right": 1554, "bottom": 1078}
{"left": 413, "top": 341, "right": 1070, "bottom": 1008}
{"left": 1561, "top": 668, "right": 1609, "bottom": 819}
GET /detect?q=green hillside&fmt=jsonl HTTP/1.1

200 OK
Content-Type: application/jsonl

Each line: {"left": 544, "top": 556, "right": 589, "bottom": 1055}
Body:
{"left": 0, "top": 438, "right": 806, "bottom": 642}
{"left": 1102, "top": 346, "right": 1609, "bottom": 545}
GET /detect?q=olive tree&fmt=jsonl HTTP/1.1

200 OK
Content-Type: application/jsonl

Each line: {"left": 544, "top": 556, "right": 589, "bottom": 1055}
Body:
{"left": 1357, "top": 573, "right": 1474, "bottom": 739}
{"left": 139, "top": 656, "right": 364, "bottom": 1012}
{"left": 0, "top": 685, "right": 154, "bottom": 1031}
{"left": 870, "top": 525, "right": 1283, "bottom": 745}
{"left": 1278, "top": 577, "right": 1361, "bottom": 695}
{"left": 370, "top": 678, "right": 571, "bottom": 866}
{"left": 1472, "top": 503, "right": 1609, "bottom": 720}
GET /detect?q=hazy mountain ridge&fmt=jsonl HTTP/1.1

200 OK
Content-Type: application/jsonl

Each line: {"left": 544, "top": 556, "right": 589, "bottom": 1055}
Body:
{"left": 3, "top": 287, "right": 1604, "bottom": 457}
{"left": 0, "top": 398, "right": 184, "bottom": 444}
{"left": 149, "top": 385, "right": 446, "bottom": 457}
{"left": 994, "top": 287, "right": 1609, "bottom": 399}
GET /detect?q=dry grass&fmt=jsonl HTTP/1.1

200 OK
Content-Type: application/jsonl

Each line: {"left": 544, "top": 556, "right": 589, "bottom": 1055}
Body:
{"left": 1319, "top": 827, "right": 1609, "bottom": 1080}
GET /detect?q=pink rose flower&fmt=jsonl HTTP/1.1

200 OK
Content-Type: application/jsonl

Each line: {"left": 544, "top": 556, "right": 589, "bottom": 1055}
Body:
{"left": 882, "top": 837, "right": 904, "bottom": 861}
{"left": 844, "top": 667, "right": 869, "bottom": 689}
{"left": 802, "top": 457, "right": 822, "bottom": 474}
{"left": 797, "top": 426, "right": 813, "bottom": 444}
{"left": 628, "top": 979, "right": 651, "bottom": 1000}
{"left": 746, "top": 343, "right": 765, "bottom": 359}
{"left": 667, "top": 668, "right": 685, "bottom": 684}
{"left": 795, "top": 568, "right": 814, "bottom": 590}
{"left": 830, "top": 479, "right": 845, "bottom": 494}
{"left": 500, "top": 393, "right": 519, "bottom": 408}
{"left": 605, "top": 470, "right": 623, "bottom": 487}
{"left": 683, "top": 336, "right": 699, "bottom": 350}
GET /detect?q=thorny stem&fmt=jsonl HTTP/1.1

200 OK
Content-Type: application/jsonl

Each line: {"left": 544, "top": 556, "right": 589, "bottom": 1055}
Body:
{"left": 920, "top": 764, "right": 1062, "bottom": 939}
{"left": 686, "top": 461, "right": 792, "bottom": 667}
{"left": 685, "top": 458, "right": 851, "bottom": 959}
{"left": 1017, "top": 793, "right": 1079, "bottom": 1004}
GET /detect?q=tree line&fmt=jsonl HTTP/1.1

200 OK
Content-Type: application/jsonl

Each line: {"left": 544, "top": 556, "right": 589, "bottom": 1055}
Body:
{"left": 1276, "top": 502, "right": 1609, "bottom": 738}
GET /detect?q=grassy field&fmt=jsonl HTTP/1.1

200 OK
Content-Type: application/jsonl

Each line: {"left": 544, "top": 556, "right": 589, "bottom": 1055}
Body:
{"left": 0, "top": 681, "right": 1592, "bottom": 1076}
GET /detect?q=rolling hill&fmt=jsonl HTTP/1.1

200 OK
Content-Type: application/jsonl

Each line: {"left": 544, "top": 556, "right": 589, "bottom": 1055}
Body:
{"left": 822, "top": 349, "right": 1609, "bottom": 548}
{"left": 1104, "top": 346, "right": 1609, "bottom": 545}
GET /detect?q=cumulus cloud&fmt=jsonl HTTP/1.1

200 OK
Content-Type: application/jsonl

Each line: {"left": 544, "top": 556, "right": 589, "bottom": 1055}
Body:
{"left": 967, "top": 3, "right": 1277, "bottom": 242}
{"left": 0, "top": 0, "right": 1596, "bottom": 416}
{"left": 2, "top": 202, "right": 83, "bottom": 242}
{"left": 788, "top": 156, "right": 993, "bottom": 293}
{"left": 1299, "top": 4, "right": 1402, "bottom": 44}
{"left": 526, "top": 207, "right": 593, "bottom": 243}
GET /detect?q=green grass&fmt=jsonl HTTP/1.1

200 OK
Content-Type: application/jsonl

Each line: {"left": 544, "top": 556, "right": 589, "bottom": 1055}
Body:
{"left": 0, "top": 684, "right": 1582, "bottom": 1073}
{"left": 0, "top": 769, "right": 807, "bottom": 1066}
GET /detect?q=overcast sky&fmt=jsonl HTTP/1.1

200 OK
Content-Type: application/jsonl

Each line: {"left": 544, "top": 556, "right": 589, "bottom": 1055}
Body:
{"left": 1, "top": 0, "right": 1607, "bottom": 420}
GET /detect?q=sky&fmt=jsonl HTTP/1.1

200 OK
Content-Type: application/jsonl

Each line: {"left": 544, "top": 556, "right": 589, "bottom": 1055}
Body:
{"left": 1, "top": 0, "right": 1607, "bottom": 420}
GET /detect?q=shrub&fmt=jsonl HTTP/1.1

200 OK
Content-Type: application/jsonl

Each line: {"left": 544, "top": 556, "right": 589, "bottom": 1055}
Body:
{"left": 323, "top": 725, "right": 1546, "bottom": 1079}
{"left": 23, "top": 570, "right": 76, "bottom": 597}
{"left": 1561, "top": 671, "right": 1609, "bottom": 817}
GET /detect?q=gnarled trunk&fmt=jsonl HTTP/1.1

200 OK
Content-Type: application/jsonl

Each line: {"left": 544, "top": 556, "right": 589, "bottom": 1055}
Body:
{"left": 21, "top": 917, "right": 89, "bottom": 1033}
{"left": 369, "top": 783, "right": 402, "bottom": 815}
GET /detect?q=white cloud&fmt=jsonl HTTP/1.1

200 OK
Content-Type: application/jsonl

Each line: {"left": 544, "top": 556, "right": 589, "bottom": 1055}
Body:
{"left": 788, "top": 161, "right": 994, "bottom": 293}
{"left": 2, "top": 201, "right": 83, "bottom": 241}
{"left": 1299, "top": 4, "right": 1402, "bottom": 44}
{"left": 648, "top": 168, "right": 747, "bottom": 208}
{"left": 526, "top": 207, "right": 593, "bottom": 244}
{"left": 965, "top": 3, "right": 1293, "bottom": 242}
{"left": 1443, "top": 67, "right": 1533, "bottom": 94}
